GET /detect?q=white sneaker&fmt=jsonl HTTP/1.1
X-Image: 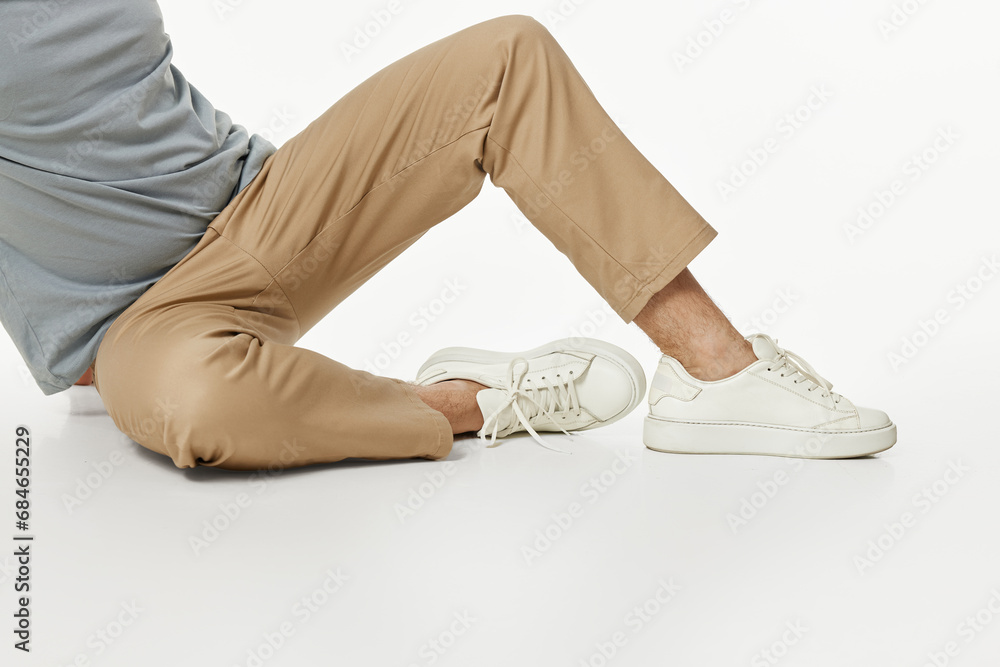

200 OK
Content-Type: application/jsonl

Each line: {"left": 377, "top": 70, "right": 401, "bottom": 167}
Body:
{"left": 416, "top": 338, "right": 646, "bottom": 452}
{"left": 644, "top": 333, "right": 896, "bottom": 458}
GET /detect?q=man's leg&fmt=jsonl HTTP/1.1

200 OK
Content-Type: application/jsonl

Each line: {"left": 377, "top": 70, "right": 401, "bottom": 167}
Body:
{"left": 95, "top": 15, "right": 718, "bottom": 470}
{"left": 346, "top": 15, "right": 891, "bottom": 457}
{"left": 380, "top": 19, "right": 892, "bottom": 457}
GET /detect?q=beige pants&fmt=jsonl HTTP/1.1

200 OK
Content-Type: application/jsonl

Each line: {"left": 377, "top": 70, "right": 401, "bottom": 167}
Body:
{"left": 91, "top": 15, "right": 716, "bottom": 470}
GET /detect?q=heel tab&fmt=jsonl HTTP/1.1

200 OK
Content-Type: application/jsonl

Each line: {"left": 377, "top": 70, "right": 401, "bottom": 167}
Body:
{"left": 649, "top": 362, "right": 701, "bottom": 406}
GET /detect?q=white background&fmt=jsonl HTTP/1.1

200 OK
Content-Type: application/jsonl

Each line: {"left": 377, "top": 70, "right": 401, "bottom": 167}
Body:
{"left": 2, "top": 0, "right": 999, "bottom": 665}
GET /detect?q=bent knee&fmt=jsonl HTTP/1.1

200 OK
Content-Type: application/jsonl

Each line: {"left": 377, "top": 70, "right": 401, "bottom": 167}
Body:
{"left": 482, "top": 14, "right": 554, "bottom": 45}
{"left": 101, "top": 345, "right": 248, "bottom": 470}
{"left": 110, "top": 389, "right": 226, "bottom": 470}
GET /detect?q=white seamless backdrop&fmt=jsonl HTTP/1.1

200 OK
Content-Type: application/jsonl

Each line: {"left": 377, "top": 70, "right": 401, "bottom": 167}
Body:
{"left": 1, "top": 1, "right": 998, "bottom": 666}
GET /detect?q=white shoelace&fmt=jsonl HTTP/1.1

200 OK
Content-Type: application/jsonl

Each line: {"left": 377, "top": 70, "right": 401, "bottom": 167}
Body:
{"left": 480, "top": 357, "right": 581, "bottom": 453}
{"left": 754, "top": 335, "right": 842, "bottom": 403}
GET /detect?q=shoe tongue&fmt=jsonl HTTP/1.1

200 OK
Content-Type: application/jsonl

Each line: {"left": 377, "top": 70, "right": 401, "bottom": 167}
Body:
{"left": 750, "top": 335, "right": 780, "bottom": 361}
{"left": 476, "top": 388, "right": 512, "bottom": 434}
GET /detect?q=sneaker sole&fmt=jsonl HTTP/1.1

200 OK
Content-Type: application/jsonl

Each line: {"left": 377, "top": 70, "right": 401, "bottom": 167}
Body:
{"left": 417, "top": 337, "right": 647, "bottom": 429}
{"left": 643, "top": 415, "right": 896, "bottom": 459}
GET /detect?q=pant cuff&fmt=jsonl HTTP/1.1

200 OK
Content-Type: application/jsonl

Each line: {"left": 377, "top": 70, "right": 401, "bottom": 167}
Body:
{"left": 387, "top": 377, "right": 455, "bottom": 460}
{"left": 616, "top": 222, "right": 718, "bottom": 323}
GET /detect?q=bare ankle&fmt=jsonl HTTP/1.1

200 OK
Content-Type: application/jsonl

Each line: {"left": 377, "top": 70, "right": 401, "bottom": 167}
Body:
{"left": 633, "top": 268, "right": 758, "bottom": 381}
{"left": 412, "top": 379, "right": 487, "bottom": 434}
{"left": 678, "top": 338, "right": 757, "bottom": 382}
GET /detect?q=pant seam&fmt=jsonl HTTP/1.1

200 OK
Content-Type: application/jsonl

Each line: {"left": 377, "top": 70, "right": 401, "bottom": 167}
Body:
{"left": 233, "top": 125, "right": 489, "bottom": 339}
{"left": 484, "top": 133, "right": 644, "bottom": 290}
{"left": 211, "top": 231, "right": 303, "bottom": 339}
{"left": 266, "top": 124, "right": 492, "bottom": 282}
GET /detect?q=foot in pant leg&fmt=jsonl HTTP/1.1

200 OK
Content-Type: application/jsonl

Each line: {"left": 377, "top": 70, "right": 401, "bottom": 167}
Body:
{"left": 633, "top": 268, "right": 896, "bottom": 459}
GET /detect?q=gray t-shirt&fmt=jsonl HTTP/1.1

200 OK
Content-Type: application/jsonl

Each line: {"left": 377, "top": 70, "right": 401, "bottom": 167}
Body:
{"left": 0, "top": 0, "right": 275, "bottom": 395}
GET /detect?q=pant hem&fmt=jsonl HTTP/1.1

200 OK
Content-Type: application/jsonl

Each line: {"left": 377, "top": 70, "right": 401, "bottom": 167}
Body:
{"left": 617, "top": 223, "right": 718, "bottom": 323}
{"left": 388, "top": 378, "right": 455, "bottom": 460}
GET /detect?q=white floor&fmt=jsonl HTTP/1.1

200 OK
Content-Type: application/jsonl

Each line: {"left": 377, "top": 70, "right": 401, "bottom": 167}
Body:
{"left": 2, "top": 335, "right": 999, "bottom": 666}
{"left": 3, "top": 0, "right": 1000, "bottom": 664}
